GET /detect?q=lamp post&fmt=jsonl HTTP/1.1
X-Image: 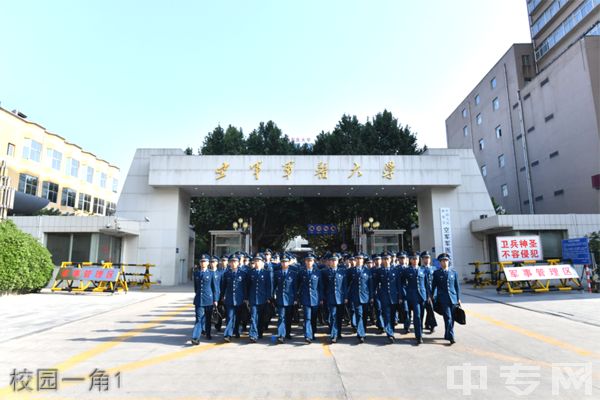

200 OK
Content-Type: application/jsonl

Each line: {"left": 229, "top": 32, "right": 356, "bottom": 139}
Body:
{"left": 362, "top": 217, "right": 380, "bottom": 255}
{"left": 232, "top": 218, "right": 250, "bottom": 252}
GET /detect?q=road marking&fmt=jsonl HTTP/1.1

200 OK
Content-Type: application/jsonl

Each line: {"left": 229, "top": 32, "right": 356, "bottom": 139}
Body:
{"left": 0, "top": 303, "right": 193, "bottom": 397}
{"left": 467, "top": 309, "right": 600, "bottom": 359}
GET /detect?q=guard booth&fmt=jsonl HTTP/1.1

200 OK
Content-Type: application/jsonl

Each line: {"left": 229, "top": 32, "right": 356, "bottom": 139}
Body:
{"left": 210, "top": 230, "right": 250, "bottom": 256}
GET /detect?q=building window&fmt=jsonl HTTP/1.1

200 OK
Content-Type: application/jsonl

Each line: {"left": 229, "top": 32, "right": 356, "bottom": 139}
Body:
{"left": 6, "top": 143, "right": 15, "bottom": 157}
{"left": 531, "top": 160, "right": 540, "bottom": 167}
{"left": 498, "top": 154, "right": 505, "bottom": 168}
{"left": 554, "top": 189, "right": 564, "bottom": 196}
{"left": 520, "top": 166, "right": 526, "bottom": 172}
{"left": 522, "top": 54, "right": 531, "bottom": 66}
{"left": 100, "top": 172, "right": 107, "bottom": 189}
{"left": 41, "top": 181, "right": 59, "bottom": 203}
{"left": 479, "top": 139, "right": 485, "bottom": 150}
{"left": 22, "top": 139, "right": 42, "bottom": 162}
{"left": 495, "top": 125, "right": 502, "bottom": 138}
{"left": 93, "top": 198, "right": 105, "bottom": 215}
{"left": 61, "top": 188, "right": 77, "bottom": 207}
{"left": 523, "top": 93, "right": 531, "bottom": 101}
{"left": 545, "top": 113, "right": 554, "bottom": 122}
{"left": 523, "top": 199, "right": 530, "bottom": 205}
{"left": 463, "top": 126, "right": 469, "bottom": 137}
{"left": 481, "top": 165, "right": 487, "bottom": 177}
{"left": 66, "top": 158, "right": 80, "bottom": 178}
{"left": 46, "top": 149, "right": 62, "bottom": 171}
{"left": 112, "top": 178, "right": 119, "bottom": 193}
{"left": 540, "top": 77, "right": 550, "bottom": 87}
{"left": 491, "top": 77, "right": 497, "bottom": 89}
{"left": 550, "top": 150, "right": 559, "bottom": 158}
{"left": 492, "top": 97, "right": 500, "bottom": 111}
{"left": 476, "top": 114, "right": 482, "bottom": 125}
{"left": 18, "top": 173, "right": 38, "bottom": 195}
{"left": 516, "top": 134, "right": 523, "bottom": 140}
{"left": 475, "top": 94, "right": 481, "bottom": 105}
{"left": 462, "top": 108, "right": 467, "bottom": 118}
{"left": 527, "top": 126, "right": 535, "bottom": 133}
{"left": 78, "top": 193, "right": 92, "bottom": 212}
{"left": 106, "top": 202, "right": 116, "bottom": 216}
{"left": 501, "top": 184, "right": 508, "bottom": 197}
{"left": 535, "top": 195, "right": 544, "bottom": 202}
{"left": 86, "top": 166, "right": 94, "bottom": 184}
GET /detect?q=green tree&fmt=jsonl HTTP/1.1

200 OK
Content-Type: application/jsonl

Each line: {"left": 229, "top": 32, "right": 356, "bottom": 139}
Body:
{"left": 0, "top": 220, "right": 54, "bottom": 292}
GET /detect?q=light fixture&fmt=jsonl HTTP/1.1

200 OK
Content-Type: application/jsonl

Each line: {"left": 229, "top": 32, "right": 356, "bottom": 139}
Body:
{"left": 368, "top": 217, "right": 374, "bottom": 223}
{"left": 232, "top": 222, "right": 239, "bottom": 229}
{"left": 238, "top": 218, "right": 243, "bottom": 224}
{"left": 242, "top": 222, "right": 249, "bottom": 229}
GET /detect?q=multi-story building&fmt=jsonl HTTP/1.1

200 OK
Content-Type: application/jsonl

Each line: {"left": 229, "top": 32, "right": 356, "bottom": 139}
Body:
{"left": 446, "top": 1, "right": 600, "bottom": 214}
{"left": 0, "top": 106, "right": 119, "bottom": 215}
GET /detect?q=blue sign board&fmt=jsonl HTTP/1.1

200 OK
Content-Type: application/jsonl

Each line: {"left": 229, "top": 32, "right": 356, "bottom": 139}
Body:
{"left": 562, "top": 237, "right": 591, "bottom": 264}
{"left": 307, "top": 224, "right": 338, "bottom": 236}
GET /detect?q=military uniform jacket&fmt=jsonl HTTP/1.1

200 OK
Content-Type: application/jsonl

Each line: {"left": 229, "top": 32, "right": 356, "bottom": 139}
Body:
{"left": 298, "top": 268, "right": 324, "bottom": 307}
{"left": 400, "top": 266, "right": 429, "bottom": 303}
{"left": 375, "top": 267, "right": 400, "bottom": 305}
{"left": 432, "top": 268, "right": 461, "bottom": 305}
{"left": 273, "top": 269, "right": 298, "bottom": 306}
{"left": 193, "top": 269, "right": 219, "bottom": 306}
{"left": 221, "top": 269, "right": 248, "bottom": 306}
{"left": 247, "top": 268, "right": 272, "bottom": 306}
{"left": 347, "top": 266, "right": 373, "bottom": 305}
{"left": 324, "top": 268, "right": 348, "bottom": 306}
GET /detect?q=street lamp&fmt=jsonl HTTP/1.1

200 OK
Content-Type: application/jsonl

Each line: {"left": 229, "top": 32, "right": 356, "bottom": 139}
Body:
{"left": 232, "top": 218, "right": 251, "bottom": 252}
{"left": 362, "top": 217, "right": 380, "bottom": 255}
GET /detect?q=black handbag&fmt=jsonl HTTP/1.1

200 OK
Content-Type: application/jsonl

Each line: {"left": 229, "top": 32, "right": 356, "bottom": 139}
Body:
{"left": 453, "top": 305, "right": 466, "bottom": 325}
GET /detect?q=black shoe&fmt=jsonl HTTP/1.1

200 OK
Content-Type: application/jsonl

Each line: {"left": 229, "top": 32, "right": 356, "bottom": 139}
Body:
{"left": 377, "top": 328, "right": 384, "bottom": 334}
{"left": 331, "top": 337, "right": 337, "bottom": 344}
{"left": 191, "top": 338, "right": 199, "bottom": 345}
{"left": 449, "top": 338, "right": 456, "bottom": 345}
{"left": 400, "top": 329, "right": 408, "bottom": 335}
{"left": 206, "top": 334, "right": 212, "bottom": 340}
{"left": 358, "top": 337, "right": 365, "bottom": 344}
{"left": 250, "top": 337, "right": 257, "bottom": 343}
{"left": 418, "top": 337, "right": 424, "bottom": 344}
{"left": 201, "top": 330, "right": 206, "bottom": 336}
{"left": 285, "top": 335, "right": 292, "bottom": 340}
{"left": 305, "top": 338, "right": 312, "bottom": 344}
{"left": 387, "top": 335, "right": 395, "bottom": 343}
{"left": 277, "top": 336, "right": 284, "bottom": 344}
{"left": 430, "top": 327, "right": 435, "bottom": 334}
{"left": 223, "top": 336, "right": 231, "bottom": 343}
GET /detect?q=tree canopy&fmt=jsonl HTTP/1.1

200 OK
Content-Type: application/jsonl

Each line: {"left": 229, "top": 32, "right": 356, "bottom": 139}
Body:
{"left": 188, "top": 110, "right": 424, "bottom": 255}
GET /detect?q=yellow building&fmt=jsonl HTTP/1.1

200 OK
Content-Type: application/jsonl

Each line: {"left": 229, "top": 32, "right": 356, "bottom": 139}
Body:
{"left": 0, "top": 106, "right": 119, "bottom": 215}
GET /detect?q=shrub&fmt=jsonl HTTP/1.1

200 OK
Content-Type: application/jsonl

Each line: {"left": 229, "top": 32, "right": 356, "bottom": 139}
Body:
{"left": 0, "top": 220, "right": 54, "bottom": 293}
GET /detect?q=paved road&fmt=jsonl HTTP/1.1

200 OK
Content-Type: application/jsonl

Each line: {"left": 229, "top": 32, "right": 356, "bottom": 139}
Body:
{"left": 1, "top": 285, "right": 599, "bottom": 399}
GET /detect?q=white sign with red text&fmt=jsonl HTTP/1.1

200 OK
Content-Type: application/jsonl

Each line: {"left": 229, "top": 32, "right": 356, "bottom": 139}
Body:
{"left": 503, "top": 264, "right": 578, "bottom": 281}
{"left": 496, "top": 235, "right": 543, "bottom": 262}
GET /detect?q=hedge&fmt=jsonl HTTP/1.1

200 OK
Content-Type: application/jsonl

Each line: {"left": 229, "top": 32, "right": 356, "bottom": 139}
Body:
{"left": 0, "top": 220, "right": 54, "bottom": 293}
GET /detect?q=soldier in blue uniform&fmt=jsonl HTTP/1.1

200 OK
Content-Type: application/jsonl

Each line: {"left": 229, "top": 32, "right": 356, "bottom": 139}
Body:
{"left": 432, "top": 253, "right": 461, "bottom": 345}
{"left": 399, "top": 252, "right": 429, "bottom": 345}
{"left": 247, "top": 253, "right": 272, "bottom": 342}
{"left": 395, "top": 252, "right": 411, "bottom": 334}
{"left": 346, "top": 253, "right": 373, "bottom": 343}
{"left": 374, "top": 252, "right": 400, "bottom": 343}
{"left": 272, "top": 254, "right": 298, "bottom": 343}
{"left": 221, "top": 254, "right": 248, "bottom": 342}
{"left": 297, "top": 253, "right": 324, "bottom": 343}
{"left": 324, "top": 253, "right": 348, "bottom": 343}
{"left": 209, "top": 255, "right": 225, "bottom": 332}
{"left": 420, "top": 251, "right": 437, "bottom": 333}
{"left": 191, "top": 254, "right": 219, "bottom": 344}
{"left": 370, "top": 254, "right": 384, "bottom": 332}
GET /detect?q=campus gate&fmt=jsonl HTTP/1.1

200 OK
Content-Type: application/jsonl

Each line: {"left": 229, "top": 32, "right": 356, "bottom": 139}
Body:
{"left": 116, "top": 148, "right": 495, "bottom": 285}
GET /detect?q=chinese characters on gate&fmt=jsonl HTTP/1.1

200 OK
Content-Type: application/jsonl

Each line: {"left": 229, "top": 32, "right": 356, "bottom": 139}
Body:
{"left": 212, "top": 160, "right": 400, "bottom": 181}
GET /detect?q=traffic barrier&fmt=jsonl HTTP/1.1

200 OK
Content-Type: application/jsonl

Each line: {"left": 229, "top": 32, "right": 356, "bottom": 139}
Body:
{"left": 495, "top": 259, "right": 582, "bottom": 294}
{"left": 116, "top": 263, "right": 157, "bottom": 290}
{"left": 469, "top": 261, "right": 500, "bottom": 288}
{"left": 51, "top": 262, "right": 128, "bottom": 293}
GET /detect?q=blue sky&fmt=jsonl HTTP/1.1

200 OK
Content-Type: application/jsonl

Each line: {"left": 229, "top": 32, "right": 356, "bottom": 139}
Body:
{"left": 0, "top": 1, "right": 531, "bottom": 179}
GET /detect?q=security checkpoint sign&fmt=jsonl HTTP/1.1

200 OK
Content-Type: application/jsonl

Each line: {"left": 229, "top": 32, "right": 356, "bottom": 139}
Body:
{"left": 57, "top": 267, "right": 120, "bottom": 282}
{"left": 496, "top": 235, "right": 543, "bottom": 262}
{"left": 503, "top": 264, "right": 578, "bottom": 281}
{"left": 562, "top": 237, "right": 592, "bottom": 264}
